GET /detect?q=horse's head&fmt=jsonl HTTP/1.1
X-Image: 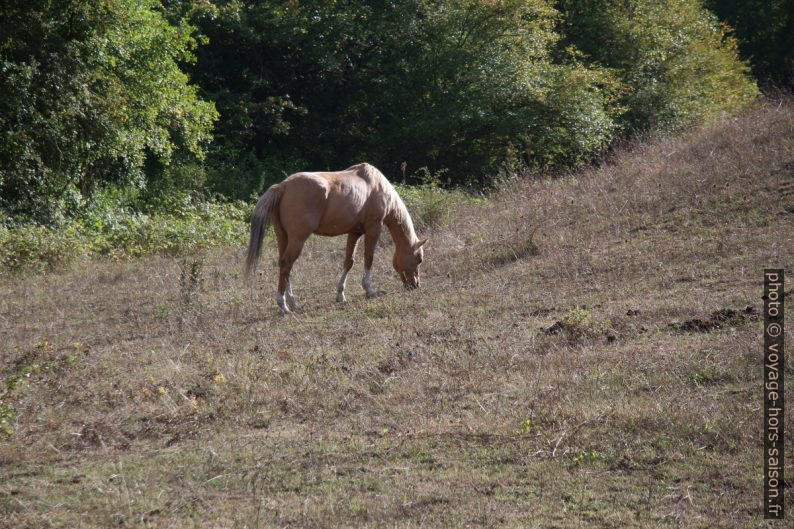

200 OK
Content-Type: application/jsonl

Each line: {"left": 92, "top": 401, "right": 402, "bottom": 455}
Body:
{"left": 393, "top": 238, "right": 428, "bottom": 289}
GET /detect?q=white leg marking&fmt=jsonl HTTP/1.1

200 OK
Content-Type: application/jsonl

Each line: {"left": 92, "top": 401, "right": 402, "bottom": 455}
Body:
{"left": 285, "top": 281, "right": 299, "bottom": 311}
{"left": 362, "top": 268, "right": 377, "bottom": 298}
{"left": 276, "top": 292, "right": 290, "bottom": 315}
{"left": 336, "top": 268, "right": 349, "bottom": 302}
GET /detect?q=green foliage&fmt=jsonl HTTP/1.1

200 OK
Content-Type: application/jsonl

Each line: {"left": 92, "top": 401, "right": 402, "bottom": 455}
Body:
{"left": 362, "top": 0, "right": 621, "bottom": 177}
{"left": 707, "top": 0, "right": 794, "bottom": 85}
{"left": 0, "top": 0, "right": 768, "bottom": 272}
{"left": 559, "top": 0, "right": 758, "bottom": 131}
{"left": 79, "top": 197, "right": 247, "bottom": 258}
{"left": 0, "top": 195, "right": 248, "bottom": 274}
{"left": 175, "top": 0, "right": 621, "bottom": 191}
{"left": 0, "top": 223, "right": 83, "bottom": 273}
{"left": 546, "top": 307, "right": 611, "bottom": 343}
{"left": 570, "top": 450, "right": 606, "bottom": 467}
{"left": 0, "top": 163, "right": 485, "bottom": 274}
{"left": 522, "top": 61, "right": 622, "bottom": 167}
{"left": 516, "top": 418, "right": 533, "bottom": 435}
{"left": 0, "top": 0, "right": 217, "bottom": 222}
{"left": 395, "top": 168, "right": 479, "bottom": 231}
{"left": 560, "top": 307, "right": 610, "bottom": 335}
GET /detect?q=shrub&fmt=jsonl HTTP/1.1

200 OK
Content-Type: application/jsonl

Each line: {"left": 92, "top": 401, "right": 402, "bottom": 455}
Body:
{"left": 0, "top": 0, "right": 217, "bottom": 222}
{"left": 0, "top": 173, "right": 477, "bottom": 274}
{"left": 0, "top": 224, "right": 82, "bottom": 273}
{"left": 545, "top": 307, "right": 611, "bottom": 343}
{"left": 559, "top": 0, "right": 758, "bottom": 131}
{"left": 394, "top": 169, "right": 479, "bottom": 231}
{"left": 179, "top": 0, "right": 622, "bottom": 189}
{"left": 0, "top": 196, "right": 249, "bottom": 275}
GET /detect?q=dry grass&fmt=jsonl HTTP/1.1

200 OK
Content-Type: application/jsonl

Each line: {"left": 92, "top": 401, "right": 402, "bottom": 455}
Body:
{"left": 1, "top": 99, "right": 793, "bottom": 528}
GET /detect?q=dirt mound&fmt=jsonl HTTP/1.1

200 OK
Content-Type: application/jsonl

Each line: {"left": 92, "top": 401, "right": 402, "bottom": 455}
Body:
{"left": 670, "top": 306, "right": 758, "bottom": 333}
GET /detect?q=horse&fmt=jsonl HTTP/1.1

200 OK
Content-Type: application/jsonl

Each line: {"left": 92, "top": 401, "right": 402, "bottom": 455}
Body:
{"left": 245, "top": 163, "right": 427, "bottom": 314}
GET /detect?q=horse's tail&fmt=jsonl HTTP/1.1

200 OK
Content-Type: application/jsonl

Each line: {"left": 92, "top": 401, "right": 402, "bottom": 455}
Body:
{"left": 245, "top": 184, "right": 282, "bottom": 278}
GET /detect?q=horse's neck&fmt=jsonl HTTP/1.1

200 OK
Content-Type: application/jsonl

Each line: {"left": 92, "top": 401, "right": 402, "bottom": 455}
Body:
{"left": 384, "top": 211, "right": 416, "bottom": 251}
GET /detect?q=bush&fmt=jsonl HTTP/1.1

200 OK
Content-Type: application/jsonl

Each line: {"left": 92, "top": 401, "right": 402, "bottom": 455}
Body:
{"left": 0, "top": 0, "right": 217, "bottom": 223}
{"left": 0, "top": 196, "right": 249, "bottom": 275}
{"left": 78, "top": 191, "right": 248, "bottom": 257}
{"left": 0, "top": 224, "right": 82, "bottom": 273}
{"left": 559, "top": 0, "right": 758, "bottom": 131}
{"left": 545, "top": 307, "right": 611, "bottom": 344}
{"left": 394, "top": 169, "right": 479, "bottom": 232}
{"left": 178, "top": 0, "right": 622, "bottom": 189}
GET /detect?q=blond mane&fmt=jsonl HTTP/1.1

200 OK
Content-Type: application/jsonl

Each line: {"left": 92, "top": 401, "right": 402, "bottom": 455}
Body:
{"left": 356, "top": 163, "right": 418, "bottom": 245}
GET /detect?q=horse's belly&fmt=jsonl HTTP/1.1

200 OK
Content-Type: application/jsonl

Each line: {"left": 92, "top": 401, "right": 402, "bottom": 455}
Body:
{"left": 314, "top": 212, "right": 362, "bottom": 236}
{"left": 314, "top": 226, "right": 355, "bottom": 237}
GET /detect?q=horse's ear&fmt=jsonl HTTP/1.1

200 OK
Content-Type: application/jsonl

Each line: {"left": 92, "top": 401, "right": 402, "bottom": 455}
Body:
{"left": 415, "top": 238, "right": 428, "bottom": 250}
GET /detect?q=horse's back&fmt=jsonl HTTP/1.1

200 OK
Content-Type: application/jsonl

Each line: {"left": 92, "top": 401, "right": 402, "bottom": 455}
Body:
{"left": 279, "top": 167, "right": 381, "bottom": 236}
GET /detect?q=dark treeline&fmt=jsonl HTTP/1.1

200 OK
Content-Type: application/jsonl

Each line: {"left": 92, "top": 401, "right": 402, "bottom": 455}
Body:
{"left": 1, "top": 0, "right": 782, "bottom": 224}
{"left": 706, "top": 0, "right": 794, "bottom": 86}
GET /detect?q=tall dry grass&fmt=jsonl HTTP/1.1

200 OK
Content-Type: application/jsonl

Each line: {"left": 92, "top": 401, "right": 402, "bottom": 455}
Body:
{"left": 0, "top": 98, "right": 792, "bottom": 528}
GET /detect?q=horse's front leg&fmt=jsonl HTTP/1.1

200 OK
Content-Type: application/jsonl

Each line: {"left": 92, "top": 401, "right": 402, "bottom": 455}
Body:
{"left": 361, "top": 225, "right": 381, "bottom": 298}
{"left": 285, "top": 281, "right": 299, "bottom": 312}
{"left": 337, "top": 232, "right": 361, "bottom": 302}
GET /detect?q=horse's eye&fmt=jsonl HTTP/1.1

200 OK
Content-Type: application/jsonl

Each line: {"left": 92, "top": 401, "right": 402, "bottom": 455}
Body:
{"left": 418, "top": 257, "right": 423, "bottom": 264}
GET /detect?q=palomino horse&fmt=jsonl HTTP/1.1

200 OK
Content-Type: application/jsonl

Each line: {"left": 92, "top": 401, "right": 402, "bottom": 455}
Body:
{"left": 245, "top": 163, "right": 427, "bottom": 314}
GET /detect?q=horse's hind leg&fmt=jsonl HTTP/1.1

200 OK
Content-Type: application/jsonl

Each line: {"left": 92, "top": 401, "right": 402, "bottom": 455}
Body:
{"left": 277, "top": 241, "right": 304, "bottom": 314}
{"left": 275, "top": 222, "right": 306, "bottom": 315}
{"left": 337, "top": 232, "right": 361, "bottom": 302}
{"left": 272, "top": 221, "right": 293, "bottom": 314}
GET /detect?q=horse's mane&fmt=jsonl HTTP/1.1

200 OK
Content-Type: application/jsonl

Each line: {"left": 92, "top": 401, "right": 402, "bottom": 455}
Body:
{"left": 354, "top": 163, "right": 418, "bottom": 245}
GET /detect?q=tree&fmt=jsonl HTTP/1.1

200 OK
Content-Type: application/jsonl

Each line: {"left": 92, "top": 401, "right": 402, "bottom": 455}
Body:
{"left": 175, "top": 0, "right": 621, "bottom": 193}
{"left": 706, "top": 0, "right": 794, "bottom": 86}
{"left": 0, "top": 0, "right": 217, "bottom": 222}
{"left": 558, "top": 0, "right": 758, "bottom": 132}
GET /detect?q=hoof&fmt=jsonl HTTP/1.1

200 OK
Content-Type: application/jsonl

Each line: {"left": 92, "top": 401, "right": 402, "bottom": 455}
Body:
{"left": 336, "top": 292, "right": 346, "bottom": 303}
{"left": 365, "top": 290, "right": 380, "bottom": 299}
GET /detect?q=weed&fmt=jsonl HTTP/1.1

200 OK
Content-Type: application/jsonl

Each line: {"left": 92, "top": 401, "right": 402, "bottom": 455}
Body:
{"left": 395, "top": 168, "right": 478, "bottom": 231}
{"left": 688, "top": 365, "right": 723, "bottom": 387}
{"left": 517, "top": 418, "right": 533, "bottom": 435}
{"left": 179, "top": 257, "right": 205, "bottom": 306}
{"left": 0, "top": 403, "right": 13, "bottom": 436}
{"left": 0, "top": 198, "right": 249, "bottom": 275}
{"left": 570, "top": 450, "right": 606, "bottom": 467}
{"left": 546, "top": 307, "right": 611, "bottom": 342}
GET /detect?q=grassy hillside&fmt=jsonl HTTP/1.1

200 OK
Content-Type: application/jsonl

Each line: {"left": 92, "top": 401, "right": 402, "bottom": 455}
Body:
{"left": 1, "top": 100, "right": 793, "bottom": 528}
